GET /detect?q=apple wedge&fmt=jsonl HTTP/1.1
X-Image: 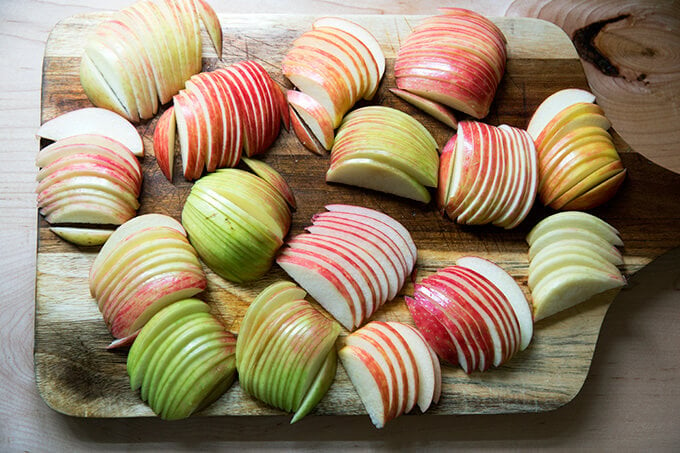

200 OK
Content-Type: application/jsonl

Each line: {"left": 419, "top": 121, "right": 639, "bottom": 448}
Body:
{"left": 153, "top": 107, "right": 177, "bottom": 181}
{"left": 289, "top": 107, "right": 326, "bottom": 155}
{"left": 390, "top": 88, "right": 458, "bottom": 129}
{"left": 287, "top": 90, "right": 335, "bottom": 150}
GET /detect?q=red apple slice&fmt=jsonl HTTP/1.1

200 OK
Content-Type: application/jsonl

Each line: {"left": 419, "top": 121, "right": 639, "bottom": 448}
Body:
{"left": 390, "top": 88, "right": 457, "bottom": 129}
{"left": 153, "top": 107, "right": 176, "bottom": 181}
{"left": 185, "top": 75, "right": 223, "bottom": 173}
{"left": 289, "top": 107, "right": 326, "bottom": 155}
{"left": 404, "top": 295, "right": 462, "bottom": 368}
{"left": 287, "top": 90, "right": 335, "bottom": 150}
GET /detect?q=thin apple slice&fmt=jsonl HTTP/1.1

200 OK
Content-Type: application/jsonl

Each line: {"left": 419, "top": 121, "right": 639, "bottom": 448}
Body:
{"left": 50, "top": 227, "right": 114, "bottom": 246}
{"left": 287, "top": 90, "right": 335, "bottom": 150}
{"left": 153, "top": 107, "right": 176, "bottom": 182}
{"left": 327, "top": 158, "right": 431, "bottom": 203}
{"left": 289, "top": 107, "right": 326, "bottom": 155}
{"left": 185, "top": 75, "right": 223, "bottom": 173}
{"left": 529, "top": 227, "right": 623, "bottom": 260}
{"left": 37, "top": 107, "right": 143, "bottom": 157}
{"left": 455, "top": 256, "right": 533, "bottom": 351}
{"left": 529, "top": 252, "right": 622, "bottom": 291}
{"left": 339, "top": 345, "right": 391, "bottom": 428}
{"left": 79, "top": 54, "right": 130, "bottom": 120}
{"left": 193, "top": 0, "right": 222, "bottom": 58}
{"left": 241, "top": 157, "right": 296, "bottom": 210}
{"left": 532, "top": 267, "right": 626, "bottom": 321}
{"left": 550, "top": 161, "right": 624, "bottom": 210}
{"left": 390, "top": 88, "right": 457, "bottom": 129}
{"left": 527, "top": 88, "right": 596, "bottom": 140}
{"left": 561, "top": 169, "right": 627, "bottom": 211}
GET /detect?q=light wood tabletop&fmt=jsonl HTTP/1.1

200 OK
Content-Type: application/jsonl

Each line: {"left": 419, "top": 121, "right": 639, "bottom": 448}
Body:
{"left": 2, "top": 0, "right": 679, "bottom": 450}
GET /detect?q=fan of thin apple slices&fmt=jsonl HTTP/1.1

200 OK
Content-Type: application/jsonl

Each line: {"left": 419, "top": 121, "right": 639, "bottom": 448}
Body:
{"left": 80, "top": 0, "right": 223, "bottom": 122}
{"left": 89, "top": 214, "right": 207, "bottom": 348}
{"left": 282, "top": 17, "right": 385, "bottom": 153}
{"left": 527, "top": 88, "right": 626, "bottom": 210}
{"left": 235, "top": 281, "right": 341, "bottom": 424}
{"left": 277, "top": 204, "right": 417, "bottom": 331}
{"left": 127, "top": 298, "right": 237, "bottom": 420}
{"left": 526, "top": 211, "right": 626, "bottom": 321}
{"left": 394, "top": 8, "right": 507, "bottom": 122}
{"left": 439, "top": 120, "right": 539, "bottom": 228}
{"left": 339, "top": 321, "right": 442, "bottom": 428}
{"left": 153, "top": 61, "right": 288, "bottom": 181}
{"left": 326, "top": 106, "right": 439, "bottom": 203}
{"left": 406, "top": 256, "right": 533, "bottom": 374}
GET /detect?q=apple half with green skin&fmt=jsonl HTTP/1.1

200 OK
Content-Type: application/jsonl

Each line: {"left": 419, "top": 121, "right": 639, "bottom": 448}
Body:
{"left": 439, "top": 120, "right": 538, "bottom": 228}
{"left": 339, "top": 321, "right": 440, "bottom": 428}
{"left": 89, "top": 214, "right": 207, "bottom": 345}
{"left": 528, "top": 88, "right": 625, "bottom": 210}
{"left": 37, "top": 108, "right": 143, "bottom": 156}
{"left": 526, "top": 211, "right": 626, "bottom": 321}
{"left": 394, "top": 8, "right": 506, "bottom": 119}
{"left": 127, "top": 298, "right": 236, "bottom": 420}
{"left": 326, "top": 106, "right": 439, "bottom": 203}
{"left": 35, "top": 135, "right": 142, "bottom": 227}
{"left": 182, "top": 168, "right": 292, "bottom": 282}
{"left": 235, "top": 281, "right": 341, "bottom": 423}
{"left": 277, "top": 204, "right": 416, "bottom": 331}
{"left": 80, "top": 0, "right": 222, "bottom": 122}
{"left": 406, "top": 256, "right": 532, "bottom": 373}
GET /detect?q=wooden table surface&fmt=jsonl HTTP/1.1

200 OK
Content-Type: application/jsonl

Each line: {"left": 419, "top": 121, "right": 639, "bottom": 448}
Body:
{"left": 2, "top": 0, "right": 679, "bottom": 450}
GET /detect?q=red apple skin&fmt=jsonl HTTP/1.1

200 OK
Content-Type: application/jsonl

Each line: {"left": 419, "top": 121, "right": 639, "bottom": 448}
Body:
{"left": 153, "top": 106, "right": 176, "bottom": 181}
{"left": 289, "top": 106, "right": 326, "bottom": 155}
{"left": 404, "top": 295, "right": 461, "bottom": 367}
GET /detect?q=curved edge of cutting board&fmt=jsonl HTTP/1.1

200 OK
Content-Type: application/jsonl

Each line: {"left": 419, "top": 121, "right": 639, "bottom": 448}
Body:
{"left": 34, "top": 12, "right": 680, "bottom": 418}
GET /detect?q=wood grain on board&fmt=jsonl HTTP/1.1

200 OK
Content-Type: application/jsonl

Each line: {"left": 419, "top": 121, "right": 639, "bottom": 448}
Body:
{"left": 35, "top": 13, "right": 680, "bottom": 419}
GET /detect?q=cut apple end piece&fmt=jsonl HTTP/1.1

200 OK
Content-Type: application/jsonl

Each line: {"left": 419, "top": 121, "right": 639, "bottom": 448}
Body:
{"left": 241, "top": 157, "right": 297, "bottom": 210}
{"left": 390, "top": 88, "right": 458, "bottom": 129}
{"left": 153, "top": 107, "right": 177, "bottom": 182}
{"left": 287, "top": 89, "right": 335, "bottom": 150}
{"left": 289, "top": 107, "right": 326, "bottom": 155}
{"left": 561, "top": 169, "right": 627, "bottom": 211}
{"left": 327, "top": 158, "right": 431, "bottom": 203}
{"left": 290, "top": 347, "right": 337, "bottom": 424}
{"left": 107, "top": 330, "right": 139, "bottom": 349}
{"left": 527, "top": 88, "right": 596, "bottom": 140}
{"left": 50, "top": 226, "right": 115, "bottom": 246}
{"left": 194, "top": 0, "right": 223, "bottom": 58}
{"left": 37, "top": 107, "right": 144, "bottom": 157}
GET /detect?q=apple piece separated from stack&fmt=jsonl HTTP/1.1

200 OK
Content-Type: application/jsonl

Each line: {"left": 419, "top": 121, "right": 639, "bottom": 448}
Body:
{"left": 282, "top": 17, "right": 385, "bottom": 153}
{"left": 235, "top": 281, "right": 341, "bottom": 423}
{"left": 527, "top": 211, "right": 626, "bottom": 320}
{"left": 277, "top": 204, "right": 417, "bottom": 331}
{"left": 80, "top": 0, "right": 223, "bottom": 122}
{"left": 527, "top": 88, "right": 626, "bottom": 210}
{"left": 326, "top": 106, "right": 439, "bottom": 203}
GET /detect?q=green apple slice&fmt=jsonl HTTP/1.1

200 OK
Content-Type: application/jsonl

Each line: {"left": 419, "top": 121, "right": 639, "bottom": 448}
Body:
{"left": 291, "top": 346, "right": 337, "bottom": 423}
{"left": 527, "top": 211, "right": 622, "bottom": 246}
{"left": 49, "top": 227, "right": 114, "bottom": 246}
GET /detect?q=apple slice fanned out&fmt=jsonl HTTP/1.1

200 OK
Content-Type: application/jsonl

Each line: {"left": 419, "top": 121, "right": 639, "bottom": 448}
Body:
{"left": 326, "top": 106, "right": 439, "bottom": 203}
{"left": 241, "top": 157, "right": 297, "bottom": 210}
{"left": 528, "top": 88, "right": 625, "bottom": 210}
{"left": 289, "top": 107, "right": 326, "bottom": 155}
{"left": 89, "top": 214, "right": 207, "bottom": 345}
{"left": 339, "top": 321, "right": 440, "bottom": 428}
{"left": 277, "top": 205, "right": 416, "bottom": 331}
{"left": 390, "top": 88, "right": 458, "bottom": 129}
{"left": 439, "top": 121, "right": 538, "bottom": 228}
{"left": 526, "top": 211, "right": 626, "bottom": 321}
{"left": 287, "top": 90, "right": 335, "bottom": 151}
{"left": 406, "top": 256, "right": 532, "bottom": 373}
{"left": 235, "top": 281, "right": 341, "bottom": 423}
{"left": 153, "top": 107, "right": 177, "bottom": 181}
{"left": 127, "top": 298, "right": 237, "bottom": 420}
{"left": 80, "top": 0, "right": 223, "bottom": 122}
{"left": 394, "top": 8, "right": 506, "bottom": 119}
{"left": 49, "top": 227, "right": 115, "bottom": 247}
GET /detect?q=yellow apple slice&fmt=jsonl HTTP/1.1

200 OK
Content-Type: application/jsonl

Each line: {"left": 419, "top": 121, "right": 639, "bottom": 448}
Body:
{"left": 527, "top": 88, "right": 595, "bottom": 140}
{"left": 529, "top": 227, "right": 623, "bottom": 262}
{"left": 528, "top": 251, "right": 622, "bottom": 291}
{"left": 50, "top": 227, "right": 115, "bottom": 246}
{"left": 527, "top": 211, "right": 622, "bottom": 246}
{"left": 562, "top": 169, "right": 627, "bottom": 211}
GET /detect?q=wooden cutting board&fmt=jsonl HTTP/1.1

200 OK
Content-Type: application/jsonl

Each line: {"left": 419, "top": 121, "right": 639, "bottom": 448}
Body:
{"left": 35, "top": 13, "right": 680, "bottom": 418}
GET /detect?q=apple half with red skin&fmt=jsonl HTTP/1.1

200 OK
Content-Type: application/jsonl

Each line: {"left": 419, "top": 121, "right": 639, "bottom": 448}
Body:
{"left": 35, "top": 134, "right": 143, "bottom": 229}
{"left": 439, "top": 120, "right": 538, "bottom": 228}
{"left": 339, "top": 321, "right": 441, "bottom": 428}
{"left": 527, "top": 88, "right": 626, "bottom": 210}
{"left": 394, "top": 8, "right": 506, "bottom": 120}
{"left": 527, "top": 211, "right": 626, "bottom": 321}
{"left": 406, "top": 256, "right": 533, "bottom": 373}
{"left": 283, "top": 17, "right": 385, "bottom": 143}
{"left": 89, "top": 214, "right": 207, "bottom": 346}
{"left": 127, "top": 298, "right": 237, "bottom": 420}
{"left": 235, "top": 281, "right": 341, "bottom": 423}
{"left": 277, "top": 204, "right": 416, "bottom": 331}
{"left": 80, "top": 0, "right": 222, "bottom": 122}
{"left": 326, "top": 106, "right": 439, "bottom": 203}
{"left": 182, "top": 168, "right": 292, "bottom": 283}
